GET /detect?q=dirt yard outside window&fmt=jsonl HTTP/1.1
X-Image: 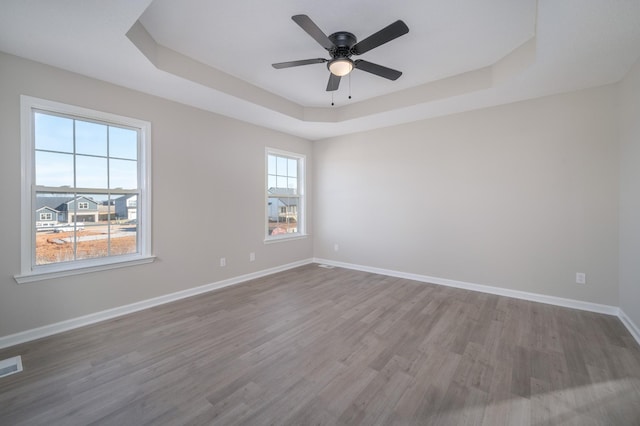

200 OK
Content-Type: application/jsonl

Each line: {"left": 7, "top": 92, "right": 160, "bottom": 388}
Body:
{"left": 35, "top": 224, "right": 137, "bottom": 265}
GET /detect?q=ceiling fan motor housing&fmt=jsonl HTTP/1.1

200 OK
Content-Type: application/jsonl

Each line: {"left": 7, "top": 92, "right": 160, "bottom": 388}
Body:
{"left": 328, "top": 32, "right": 357, "bottom": 58}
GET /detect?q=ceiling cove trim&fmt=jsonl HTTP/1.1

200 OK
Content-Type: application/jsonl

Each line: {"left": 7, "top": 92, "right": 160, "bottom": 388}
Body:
{"left": 126, "top": 20, "right": 536, "bottom": 125}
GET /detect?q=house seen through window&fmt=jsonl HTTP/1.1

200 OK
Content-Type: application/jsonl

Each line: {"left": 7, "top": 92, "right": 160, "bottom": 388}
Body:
{"left": 19, "top": 96, "right": 151, "bottom": 280}
{"left": 266, "top": 149, "right": 305, "bottom": 240}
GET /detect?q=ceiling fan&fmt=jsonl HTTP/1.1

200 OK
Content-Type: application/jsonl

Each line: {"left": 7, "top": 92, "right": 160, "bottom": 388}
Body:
{"left": 272, "top": 15, "right": 409, "bottom": 92}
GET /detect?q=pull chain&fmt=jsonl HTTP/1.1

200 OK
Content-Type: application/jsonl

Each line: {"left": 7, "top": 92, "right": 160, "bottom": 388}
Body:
{"left": 349, "top": 73, "right": 352, "bottom": 100}
{"left": 331, "top": 91, "right": 334, "bottom": 106}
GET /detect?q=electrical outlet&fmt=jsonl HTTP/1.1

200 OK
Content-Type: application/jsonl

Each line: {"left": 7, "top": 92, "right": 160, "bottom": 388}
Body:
{"left": 576, "top": 272, "right": 586, "bottom": 284}
{"left": 334, "top": 243, "right": 339, "bottom": 252}
{"left": 220, "top": 257, "right": 226, "bottom": 267}
{"left": 249, "top": 252, "right": 255, "bottom": 262}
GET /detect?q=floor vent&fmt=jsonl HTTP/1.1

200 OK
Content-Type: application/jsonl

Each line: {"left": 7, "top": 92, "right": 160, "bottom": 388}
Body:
{"left": 0, "top": 356, "right": 23, "bottom": 378}
{"left": 318, "top": 264, "right": 335, "bottom": 269}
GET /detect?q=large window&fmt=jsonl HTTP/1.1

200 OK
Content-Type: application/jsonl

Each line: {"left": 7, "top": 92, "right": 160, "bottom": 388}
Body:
{"left": 16, "top": 96, "right": 152, "bottom": 283}
{"left": 266, "top": 149, "right": 305, "bottom": 241}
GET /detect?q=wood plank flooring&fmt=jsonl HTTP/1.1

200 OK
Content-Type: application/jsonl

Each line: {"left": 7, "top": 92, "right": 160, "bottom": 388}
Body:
{"left": 1, "top": 264, "right": 639, "bottom": 425}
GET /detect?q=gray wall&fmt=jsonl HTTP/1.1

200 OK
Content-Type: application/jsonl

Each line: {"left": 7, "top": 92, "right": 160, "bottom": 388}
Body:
{"left": 1, "top": 49, "right": 637, "bottom": 340}
{"left": 619, "top": 59, "right": 640, "bottom": 328}
{"left": 313, "top": 86, "right": 620, "bottom": 306}
{"left": 0, "top": 52, "right": 313, "bottom": 337}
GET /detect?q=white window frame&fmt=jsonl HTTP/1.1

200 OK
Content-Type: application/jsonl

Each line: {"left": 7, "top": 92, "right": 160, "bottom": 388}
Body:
{"left": 15, "top": 96, "right": 154, "bottom": 283}
{"left": 77, "top": 201, "right": 89, "bottom": 209}
{"left": 40, "top": 212, "right": 52, "bottom": 221}
{"left": 265, "top": 148, "right": 306, "bottom": 243}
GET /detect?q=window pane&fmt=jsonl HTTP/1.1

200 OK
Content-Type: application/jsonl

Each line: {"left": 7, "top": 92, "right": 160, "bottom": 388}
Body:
{"left": 34, "top": 112, "right": 73, "bottom": 153}
{"left": 67, "top": 195, "right": 98, "bottom": 223}
{"left": 35, "top": 151, "right": 74, "bottom": 187}
{"left": 115, "top": 194, "right": 138, "bottom": 222}
{"left": 266, "top": 196, "right": 299, "bottom": 236}
{"left": 277, "top": 156, "right": 287, "bottom": 176}
{"left": 109, "top": 126, "right": 137, "bottom": 160}
{"left": 76, "top": 155, "right": 108, "bottom": 188}
{"left": 268, "top": 155, "right": 276, "bottom": 174}
{"left": 110, "top": 159, "right": 137, "bottom": 190}
{"left": 288, "top": 158, "right": 297, "bottom": 177}
{"left": 268, "top": 175, "right": 276, "bottom": 189}
{"left": 73, "top": 193, "right": 104, "bottom": 261}
{"left": 35, "top": 191, "right": 75, "bottom": 265}
{"left": 276, "top": 176, "right": 287, "bottom": 189}
{"left": 76, "top": 120, "right": 107, "bottom": 156}
{"left": 287, "top": 177, "right": 297, "bottom": 191}
{"left": 267, "top": 197, "right": 278, "bottom": 235}
{"left": 279, "top": 197, "right": 297, "bottom": 233}
{"left": 113, "top": 216, "right": 138, "bottom": 256}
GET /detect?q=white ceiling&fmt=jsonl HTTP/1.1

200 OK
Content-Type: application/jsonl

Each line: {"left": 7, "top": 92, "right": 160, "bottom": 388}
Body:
{"left": 139, "top": 0, "right": 535, "bottom": 107}
{"left": 1, "top": 0, "right": 639, "bottom": 140}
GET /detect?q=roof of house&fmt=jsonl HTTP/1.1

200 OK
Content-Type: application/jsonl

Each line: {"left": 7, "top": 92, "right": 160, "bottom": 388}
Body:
{"left": 268, "top": 187, "right": 298, "bottom": 196}
{"left": 268, "top": 188, "right": 299, "bottom": 207}
{"left": 35, "top": 196, "right": 74, "bottom": 212}
{"left": 35, "top": 205, "right": 59, "bottom": 213}
{"left": 35, "top": 195, "right": 98, "bottom": 212}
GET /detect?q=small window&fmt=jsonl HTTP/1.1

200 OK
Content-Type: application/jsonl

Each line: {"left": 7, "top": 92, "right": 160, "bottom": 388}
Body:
{"left": 16, "top": 96, "right": 153, "bottom": 283}
{"left": 266, "top": 148, "right": 305, "bottom": 241}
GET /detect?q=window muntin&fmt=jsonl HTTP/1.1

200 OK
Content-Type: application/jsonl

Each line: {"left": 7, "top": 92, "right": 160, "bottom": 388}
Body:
{"left": 266, "top": 149, "right": 305, "bottom": 240}
{"left": 19, "top": 96, "right": 151, "bottom": 280}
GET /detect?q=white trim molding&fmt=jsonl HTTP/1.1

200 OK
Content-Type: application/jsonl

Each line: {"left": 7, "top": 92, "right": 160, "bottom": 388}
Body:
{"left": 15, "top": 255, "right": 156, "bottom": 284}
{"left": 618, "top": 309, "right": 640, "bottom": 347}
{"left": 314, "top": 258, "right": 619, "bottom": 315}
{"left": 3, "top": 257, "right": 639, "bottom": 350}
{"left": 0, "top": 258, "right": 313, "bottom": 350}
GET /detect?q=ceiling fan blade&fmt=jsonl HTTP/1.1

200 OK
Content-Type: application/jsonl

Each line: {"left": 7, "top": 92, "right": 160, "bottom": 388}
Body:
{"left": 352, "top": 20, "right": 409, "bottom": 55}
{"left": 354, "top": 60, "right": 402, "bottom": 80}
{"left": 272, "top": 58, "right": 327, "bottom": 69}
{"left": 326, "top": 73, "right": 341, "bottom": 91}
{"left": 292, "top": 15, "right": 335, "bottom": 50}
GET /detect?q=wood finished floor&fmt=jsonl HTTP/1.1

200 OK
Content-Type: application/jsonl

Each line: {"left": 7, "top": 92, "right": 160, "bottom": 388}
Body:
{"left": 1, "top": 264, "right": 639, "bottom": 425}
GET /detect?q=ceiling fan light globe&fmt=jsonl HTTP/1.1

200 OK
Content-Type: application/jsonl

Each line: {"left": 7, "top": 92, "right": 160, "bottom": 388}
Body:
{"left": 329, "top": 59, "right": 354, "bottom": 77}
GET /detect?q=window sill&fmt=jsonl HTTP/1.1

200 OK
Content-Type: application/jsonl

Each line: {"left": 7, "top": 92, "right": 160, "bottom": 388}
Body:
{"left": 264, "top": 234, "right": 308, "bottom": 244}
{"left": 14, "top": 255, "right": 156, "bottom": 284}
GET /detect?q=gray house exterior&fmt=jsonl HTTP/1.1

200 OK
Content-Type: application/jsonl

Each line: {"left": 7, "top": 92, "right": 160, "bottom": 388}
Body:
{"left": 35, "top": 206, "right": 60, "bottom": 228}
{"left": 115, "top": 194, "right": 137, "bottom": 221}
{"left": 60, "top": 196, "right": 99, "bottom": 223}
{"left": 267, "top": 188, "right": 298, "bottom": 223}
{"left": 35, "top": 195, "right": 101, "bottom": 229}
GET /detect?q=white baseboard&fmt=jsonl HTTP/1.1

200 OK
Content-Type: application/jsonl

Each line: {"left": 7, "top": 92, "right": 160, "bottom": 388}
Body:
{"left": 0, "top": 258, "right": 314, "bottom": 350}
{"left": 313, "top": 258, "right": 619, "bottom": 315}
{"left": 314, "top": 258, "right": 640, "bottom": 347}
{"left": 4, "top": 257, "right": 639, "bottom": 350}
{"left": 618, "top": 309, "right": 640, "bottom": 347}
